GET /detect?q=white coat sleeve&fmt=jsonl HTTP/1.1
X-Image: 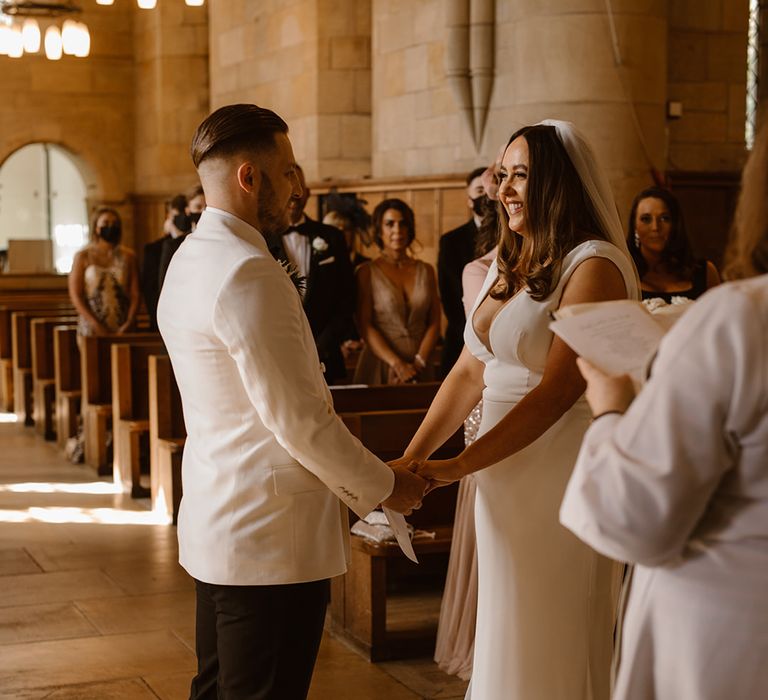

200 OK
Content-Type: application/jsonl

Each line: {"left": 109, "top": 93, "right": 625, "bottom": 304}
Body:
{"left": 560, "top": 284, "right": 764, "bottom": 566}
{"left": 212, "top": 257, "right": 394, "bottom": 518}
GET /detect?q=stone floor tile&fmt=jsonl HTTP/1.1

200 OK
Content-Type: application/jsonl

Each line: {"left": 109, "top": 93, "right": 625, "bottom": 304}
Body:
{"left": 76, "top": 589, "right": 195, "bottom": 635}
{"left": 0, "top": 601, "right": 97, "bottom": 645}
{"left": 142, "top": 670, "right": 192, "bottom": 700}
{"left": 0, "top": 677, "right": 160, "bottom": 699}
{"left": 308, "top": 634, "right": 421, "bottom": 700}
{"left": 379, "top": 656, "right": 469, "bottom": 699}
{"left": 0, "top": 568, "right": 126, "bottom": 608}
{"left": 0, "top": 629, "right": 196, "bottom": 693}
{"left": 0, "top": 546, "right": 41, "bottom": 575}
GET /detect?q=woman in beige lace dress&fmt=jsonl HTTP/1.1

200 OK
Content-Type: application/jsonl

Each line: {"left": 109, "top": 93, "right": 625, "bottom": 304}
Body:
{"left": 354, "top": 199, "right": 441, "bottom": 385}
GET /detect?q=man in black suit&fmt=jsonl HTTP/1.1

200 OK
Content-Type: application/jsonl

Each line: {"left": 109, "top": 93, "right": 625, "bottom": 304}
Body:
{"left": 142, "top": 187, "right": 206, "bottom": 330}
{"left": 438, "top": 167, "right": 487, "bottom": 375}
{"left": 267, "top": 166, "right": 355, "bottom": 385}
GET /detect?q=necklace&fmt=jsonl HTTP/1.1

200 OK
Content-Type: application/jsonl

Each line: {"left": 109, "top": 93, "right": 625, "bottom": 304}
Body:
{"left": 379, "top": 252, "right": 412, "bottom": 269}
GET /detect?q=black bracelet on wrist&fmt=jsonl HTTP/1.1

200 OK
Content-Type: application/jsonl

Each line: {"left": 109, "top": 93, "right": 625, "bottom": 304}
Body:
{"left": 591, "top": 410, "right": 624, "bottom": 421}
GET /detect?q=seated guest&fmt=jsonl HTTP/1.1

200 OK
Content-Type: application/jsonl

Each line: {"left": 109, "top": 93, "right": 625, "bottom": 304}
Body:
{"left": 267, "top": 165, "right": 354, "bottom": 385}
{"left": 627, "top": 186, "right": 720, "bottom": 301}
{"left": 438, "top": 167, "right": 487, "bottom": 375}
{"left": 560, "top": 124, "right": 768, "bottom": 699}
{"left": 354, "top": 198, "right": 441, "bottom": 384}
{"left": 69, "top": 207, "right": 140, "bottom": 336}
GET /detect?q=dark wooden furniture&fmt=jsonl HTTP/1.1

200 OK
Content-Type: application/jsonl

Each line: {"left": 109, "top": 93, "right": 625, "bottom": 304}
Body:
{"left": 148, "top": 354, "right": 185, "bottom": 524}
{"left": 111, "top": 341, "right": 166, "bottom": 497}
{"left": 53, "top": 326, "right": 82, "bottom": 449}
{"left": 31, "top": 317, "right": 78, "bottom": 440}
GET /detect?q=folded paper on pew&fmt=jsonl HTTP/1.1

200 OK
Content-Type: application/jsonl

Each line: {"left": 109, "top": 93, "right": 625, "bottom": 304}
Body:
{"left": 549, "top": 299, "right": 691, "bottom": 387}
{"left": 382, "top": 507, "right": 419, "bottom": 563}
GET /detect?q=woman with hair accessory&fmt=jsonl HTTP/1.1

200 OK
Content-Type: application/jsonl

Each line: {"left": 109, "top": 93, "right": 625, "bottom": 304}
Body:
{"left": 392, "top": 121, "right": 639, "bottom": 698}
{"left": 353, "top": 198, "right": 441, "bottom": 385}
{"left": 560, "top": 123, "right": 768, "bottom": 700}
{"left": 68, "top": 206, "right": 140, "bottom": 337}
{"left": 627, "top": 186, "right": 719, "bottom": 302}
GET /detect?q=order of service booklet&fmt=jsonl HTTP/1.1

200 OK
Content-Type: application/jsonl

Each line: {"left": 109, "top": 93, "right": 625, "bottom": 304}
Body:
{"left": 549, "top": 299, "right": 690, "bottom": 386}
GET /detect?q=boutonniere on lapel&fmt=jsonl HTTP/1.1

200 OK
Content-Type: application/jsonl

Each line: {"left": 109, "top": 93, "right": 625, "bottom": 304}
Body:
{"left": 311, "top": 236, "right": 329, "bottom": 255}
{"left": 311, "top": 236, "right": 336, "bottom": 265}
{"left": 278, "top": 259, "right": 307, "bottom": 296}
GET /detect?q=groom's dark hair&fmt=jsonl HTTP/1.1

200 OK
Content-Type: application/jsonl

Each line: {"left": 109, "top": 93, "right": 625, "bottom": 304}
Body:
{"left": 191, "top": 104, "right": 288, "bottom": 169}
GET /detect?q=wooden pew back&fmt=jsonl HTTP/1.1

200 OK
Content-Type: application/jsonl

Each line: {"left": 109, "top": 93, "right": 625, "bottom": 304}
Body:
{"left": 112, "top": 341, "right": 167, "bottom": 423}
{"left": 54, "top": 326, "right": 81, "bottom": 394}
{"left": 31, "top": 316, "right": 78, "bottom": 381}
{"left": 330, "top": 382, "right": 442, "bottom": 414}
{"left": 80, "top": 333, "right": 161, "bottom": 408}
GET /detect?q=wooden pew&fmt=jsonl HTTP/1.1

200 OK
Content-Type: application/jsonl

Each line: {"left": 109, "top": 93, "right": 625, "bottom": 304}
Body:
{"left": 111, "top": 340, "right": 166, "bottom": 497}
{"left": 0, "top": 298, "right": 72, "bottom": 411}
{"left": 80, "top": 333, "right": 160, "bottom": 474}
{"left": 330, "top": 382, "right": 442, "bottom": 414}
{"left": 31, "top": 317, "right": 78, "bottom": 440}
{"left": 148, "top": 354, "right": 185, "bottom": 524}
{"left": 12, "top": 309, "right": 77, "bottom": 425}
{"left": 54, "top": 327, "right": 82, "bottom": 448}
{"left": 329, "top": 408, "right": 464, "bottom": 661}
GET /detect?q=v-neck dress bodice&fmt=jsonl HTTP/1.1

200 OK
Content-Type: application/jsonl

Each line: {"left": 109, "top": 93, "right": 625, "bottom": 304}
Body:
{"left": 353, "top": 259, "right": 435, "bottom": 385}
{"left": 461, "top": 240, "right": 639, "bottom": 700}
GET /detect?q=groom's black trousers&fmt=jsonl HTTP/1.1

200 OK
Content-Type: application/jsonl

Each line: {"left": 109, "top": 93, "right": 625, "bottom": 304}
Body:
{"left": 190, "top": 577, "right": 330, "bottom": 700}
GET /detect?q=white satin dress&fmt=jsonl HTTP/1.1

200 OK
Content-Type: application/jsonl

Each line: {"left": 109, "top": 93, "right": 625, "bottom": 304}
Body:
{"left": 463, "top": 240, "right": 638, "bottom": 699}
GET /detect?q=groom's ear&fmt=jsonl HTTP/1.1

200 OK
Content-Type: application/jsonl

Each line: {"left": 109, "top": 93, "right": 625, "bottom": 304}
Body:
{"left": 235, "top": 162, "right": 261, "bottom": 194}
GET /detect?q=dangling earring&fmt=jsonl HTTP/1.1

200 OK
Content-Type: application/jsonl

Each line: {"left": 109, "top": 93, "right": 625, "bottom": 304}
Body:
{"left": 634, "top": 231, "right": 640, "bottom": 248}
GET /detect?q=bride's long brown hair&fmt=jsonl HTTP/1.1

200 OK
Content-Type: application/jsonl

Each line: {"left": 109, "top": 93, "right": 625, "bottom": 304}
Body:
{"left": 492, "top": 125, "right": 608, "bottom": 301}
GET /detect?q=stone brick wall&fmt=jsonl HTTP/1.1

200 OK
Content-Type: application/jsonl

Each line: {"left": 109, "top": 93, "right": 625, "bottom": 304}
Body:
{"left": 0, "top": 3, "right": 135, "bottom": 237}
{"left": 208, "top": 0, "right": 372, "bottom": 181}
{"left": 667, "top": 0, "right": 749, "bottom": 171}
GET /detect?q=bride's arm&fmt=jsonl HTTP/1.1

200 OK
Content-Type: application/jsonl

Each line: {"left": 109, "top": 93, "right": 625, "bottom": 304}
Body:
{"left": 419, "top": 257, "right": 628, "bottom": 482}
{"left": 399, "top": 346, "right": 485, "bottom": 461}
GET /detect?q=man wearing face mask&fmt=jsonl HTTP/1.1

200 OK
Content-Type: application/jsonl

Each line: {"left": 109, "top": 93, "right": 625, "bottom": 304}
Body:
{"left": 142, "top": 188, "right": 206, "bottom": 330}
{"left": 438, "top": 167, "right": 488, "bottom": 376}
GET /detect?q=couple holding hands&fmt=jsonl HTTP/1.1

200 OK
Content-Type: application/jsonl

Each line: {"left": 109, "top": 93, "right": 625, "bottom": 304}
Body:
{"left": 162, "top": 100, "right": 743, "bottom": 700}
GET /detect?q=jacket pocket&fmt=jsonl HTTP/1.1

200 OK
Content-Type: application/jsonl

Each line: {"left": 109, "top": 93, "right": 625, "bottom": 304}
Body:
{"left": 272, "top": 463, "right": 327, "bottom": 495}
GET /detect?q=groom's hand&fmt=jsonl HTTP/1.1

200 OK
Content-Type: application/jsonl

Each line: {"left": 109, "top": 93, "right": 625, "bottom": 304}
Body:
{"left": 388, "top": 455, "right": 423, "bottom": 473}
{"left": 382, "top": 466, "right": 428, "bottom": 515}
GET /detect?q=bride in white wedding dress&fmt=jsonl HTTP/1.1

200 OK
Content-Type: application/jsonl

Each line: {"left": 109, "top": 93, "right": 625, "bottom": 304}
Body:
{"left": 394, "top": 121, "right": 639, "bottom": 699}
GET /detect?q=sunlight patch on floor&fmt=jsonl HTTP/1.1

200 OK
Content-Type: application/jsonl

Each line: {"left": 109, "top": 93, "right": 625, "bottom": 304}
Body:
{"left": 0, "top": 481, "right": 123, "bottom": 495}
{"left": 0, "top": 412, "right": 19, "bottom": 423}
{"left": 0, "top": 506, "right": 170, "bottom": 525}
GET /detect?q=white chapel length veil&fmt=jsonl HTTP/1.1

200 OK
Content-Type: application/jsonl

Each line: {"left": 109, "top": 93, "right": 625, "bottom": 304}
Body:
{"left": 537, "top": 119, "right": 641, "bottom": 297}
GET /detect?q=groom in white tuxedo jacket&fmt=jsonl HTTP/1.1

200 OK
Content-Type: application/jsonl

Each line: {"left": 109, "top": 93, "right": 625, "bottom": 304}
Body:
{"left": 158, "top": 104, "right": 426, "bottom": 700}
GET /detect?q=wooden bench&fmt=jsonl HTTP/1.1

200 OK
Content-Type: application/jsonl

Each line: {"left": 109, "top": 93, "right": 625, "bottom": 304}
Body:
{"left": 0, "top": 298, "right": 72, "bottom": 412}
{"left": 148, "top": 354, "right": 185, "bottom": 524}
{"left": 53, "top": 327, "right": 82, "bottom": 449}
{"left": 31, "top": 317, "right": 78, "bottom": 440}
{"left": 79, "top": 333, "right": 160, "bottom": 474}
{"left": 329, "top": 407, "right": 464, "bottom": 661}
{"left": 12, "top": 309, "right": 77, "bottom": 426}
{"left": 111, "top": 341, "right": 166, "bottom": 497}
{"left": 330, "top": 382, "right": 442, "bottom": 414}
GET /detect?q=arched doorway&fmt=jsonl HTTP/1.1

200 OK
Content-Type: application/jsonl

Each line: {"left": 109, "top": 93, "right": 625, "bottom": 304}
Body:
{"left": 0, "top": 143, "right": 89, "bottom": 273}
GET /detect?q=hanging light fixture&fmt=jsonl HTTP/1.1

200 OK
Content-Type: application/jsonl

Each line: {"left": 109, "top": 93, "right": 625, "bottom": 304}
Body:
{"left": 136, "top": 0, "right": 157, "bottom": 8}
{"left": 21, "top": 17, "right": 39, "bottom": 51}
{"left": 0, "top": 2, "right": 88, "bottom": 60}
{"left": 43, "top": 22, "right": 60, "bottom": 59}
{"left": 185, "top": 0, "right": 205, "bottom": 6}
{"left": 95, "top": 0, "right": 113, "bottom": 4}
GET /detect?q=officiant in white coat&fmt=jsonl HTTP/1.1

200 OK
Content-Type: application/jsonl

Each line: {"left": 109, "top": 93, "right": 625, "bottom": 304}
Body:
{"left": 158, "top": 104, "right": 426, "bottom": 700}
{"left": 560, "top": 123, "right": 768, "bottom": 700}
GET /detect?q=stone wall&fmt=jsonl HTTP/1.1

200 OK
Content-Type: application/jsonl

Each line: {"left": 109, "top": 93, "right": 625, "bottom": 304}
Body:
{"left": 667, "top": 0, "right": 749, "bottom": 172}
{"left": 0, "top": 3, "right": 135, "bottom": 234}
{"left": 208, "top": 0, "right": 372, "bottom": 181}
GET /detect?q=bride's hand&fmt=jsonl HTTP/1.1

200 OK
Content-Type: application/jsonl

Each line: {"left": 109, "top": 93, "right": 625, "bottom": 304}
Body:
{"left": 387, "top": 455, "right": 423, "bottom": 473}
{"left": 416, "top": 458, "right": 464, "bottom": 486}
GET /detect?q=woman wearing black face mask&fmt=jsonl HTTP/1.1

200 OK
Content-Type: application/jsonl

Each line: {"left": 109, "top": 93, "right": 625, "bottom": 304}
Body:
{"left": 68, "top": 207, "right": 140, "bottom": 336}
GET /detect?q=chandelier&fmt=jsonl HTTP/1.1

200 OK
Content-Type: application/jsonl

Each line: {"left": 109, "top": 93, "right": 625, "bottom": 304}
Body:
{"left": 0, "top": 0, "right": 205, "bottom": 60}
